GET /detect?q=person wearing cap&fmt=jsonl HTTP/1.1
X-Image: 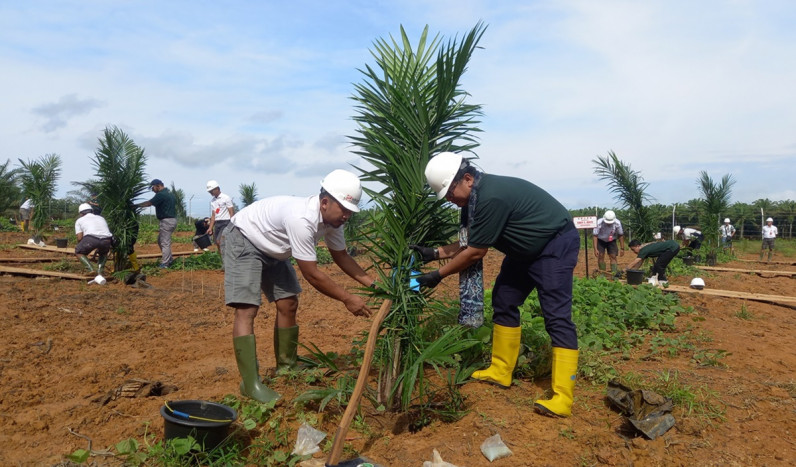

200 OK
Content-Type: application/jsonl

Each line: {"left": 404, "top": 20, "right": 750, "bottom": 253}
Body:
{"left": 412, "top": 152, "right": 580, "bottom": 418}
{"left": 720, "top": 218, "right": 736, "bottom": 253}
{"left": 625, "top": 239, "right": 680, "bottom": 284}
{"left": 761, "top": 217, "right": 778, "bottom": 261}
{"left": 592, "top": 210, "right": 625, "bottom": 276}
{"left": 222, "top": 169, "right": 376, "bottom": 403}
{"left": 74, "top": 203, "right": 113, "bottom": 275}
{"left": 206, "top": 180, "right": 235, "bottom": 257}
{"left": 135, "top": 179, "right": 177, "bottom": 268}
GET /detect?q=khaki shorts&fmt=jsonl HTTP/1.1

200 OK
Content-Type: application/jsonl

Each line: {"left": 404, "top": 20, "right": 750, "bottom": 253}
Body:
{"left": 222, "top": 225, "right": 302, "bottom": 306}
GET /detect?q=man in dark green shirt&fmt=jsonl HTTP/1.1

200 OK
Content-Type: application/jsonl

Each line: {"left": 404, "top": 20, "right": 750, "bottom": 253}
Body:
{"left": 413, "top": 152, "right": 580, "bottom": 418}
{"left": 625, "top": 239, "right": 680, "bottom": 283}
{"left": 136, "top": 179, "right": 178, "bottom": 268}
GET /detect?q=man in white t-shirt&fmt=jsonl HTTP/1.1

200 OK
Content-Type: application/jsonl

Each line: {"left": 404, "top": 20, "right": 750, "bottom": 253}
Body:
{"left": 592, "top": 210, "right": 625, "bottom": 276}
{"left": 222, "top": 169, "right": 376, "bottom": 403}
{"left": 761, "top": 217, "right": 778, "bottom": 262}
{"left": 74, "top": 203, "right": 113, "bottom": 275}
{"left": 206, "top": 180, "right": 235, "bottom": 256}
{"left": 19, "top": 198, "right": 34, "bottom": 232}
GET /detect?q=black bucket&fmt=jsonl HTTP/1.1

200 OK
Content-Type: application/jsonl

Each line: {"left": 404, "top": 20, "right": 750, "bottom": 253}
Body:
{"left": 161, "top": 400, "right": 237, "bottom": 451}
{"left": 626, "top": 269, "right": 645, "bottom": 285}
{"left": 682, "top": 256, "right": 695, "bottom": 266}
{"left": 194, "top": 234, "right": 212, "bottom": 249}
{"left": 55, "top": 238, "right": 68, "bottom": 248}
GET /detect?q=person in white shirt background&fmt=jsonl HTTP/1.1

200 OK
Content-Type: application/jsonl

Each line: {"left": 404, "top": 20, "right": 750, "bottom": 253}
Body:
{"left": 760, "top": 217, "right": 778, "bottom": 262}
{"left": 719, "top": 218, "right": 736, "bottom": 254}
{"left": 206, "top": 180, "right": 235, "bottom": 257}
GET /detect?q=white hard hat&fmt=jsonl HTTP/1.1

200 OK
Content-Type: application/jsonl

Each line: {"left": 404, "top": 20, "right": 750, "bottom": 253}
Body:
{"left": 603, "top": 210, "right": 616, "bottom": 223}
{"left": 766, "top": 217, "right": 773, "bottom": 222}
{"left": 320, "top": 169, "right": 362, "bottom": 212}
{"left": 724, "top": 218, "right": 730, "bottom": 223}
{"left": 424, "top": 152, "right": 463, "bottom": 200}
{"left": 690, "top": 277, "right": 705, "bottom": 289}
{"left": 78, "top": 203, "right": 92, "bottom": 213}
{"left": 673, "top": 226, "right": 681, "bottom": 235}
{"left": 206, "top": 180, "right": 219, "bottom": 192}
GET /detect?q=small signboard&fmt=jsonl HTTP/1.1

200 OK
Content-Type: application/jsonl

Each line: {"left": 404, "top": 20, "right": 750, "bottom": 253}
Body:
{"left": 573, "top": 216, "right": 598, "bottom": 229}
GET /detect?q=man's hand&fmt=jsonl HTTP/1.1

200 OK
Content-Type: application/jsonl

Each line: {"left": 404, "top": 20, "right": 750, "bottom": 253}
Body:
{"left": 593, "top": 250, "right": 599, "bottom": 258}
{"left": 409, "top": 244, "right": 437, "bottom": 263}
{"left": 343, "top": 295, "right": 372, "bottom": 317}
{"left": 619, "top": 249, "right": 625, "bottom": 257}
{"left": 416, "top": 270, "right": 442, "bottom": 289}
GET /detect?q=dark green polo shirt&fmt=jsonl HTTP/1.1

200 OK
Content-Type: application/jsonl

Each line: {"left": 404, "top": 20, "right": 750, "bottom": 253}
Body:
{"left": 466, "top": 174, "right": 572, "bottom": 260}
{"left": 150, "top": 188, "right": 177, "bottom": 220}
{"left": 637, "top": 240, "right": 679, "bottom": 259}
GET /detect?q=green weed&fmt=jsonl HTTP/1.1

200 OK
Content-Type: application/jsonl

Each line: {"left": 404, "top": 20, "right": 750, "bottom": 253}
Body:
{"left": 735, "top": 304, "right": 754, "bottom": 320}
{"left": 692, "top": 349, "right": 730, "bottom": 368}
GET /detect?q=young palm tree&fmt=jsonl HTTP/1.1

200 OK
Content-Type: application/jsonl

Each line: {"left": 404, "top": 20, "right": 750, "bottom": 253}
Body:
{"left": 169, "top": 182, "right": 187, "bottom": 220}
{"left": 593, "top": 151, "right": 659, "bottom": 241}
{"left": 0, "top": 159, "right": 21, "bottom": 214}
{"left": 77, "top": 126, "right": 148, "bottom": 272}
{"left": 239, "top": 182, "right": 257, "bottom": 207}
{"left": 18, "top": 154, "right": 62, "bottom": 242}
{"left": 350, "top": 22, "right": 486, "bottom": 411}
{"left": 696, "top": 171, "right": 735, "bottom": 251}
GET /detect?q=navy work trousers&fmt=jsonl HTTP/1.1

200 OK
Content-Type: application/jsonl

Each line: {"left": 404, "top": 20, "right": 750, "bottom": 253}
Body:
{"left": 491, "top": 227, "right": 580, "bottom": 350}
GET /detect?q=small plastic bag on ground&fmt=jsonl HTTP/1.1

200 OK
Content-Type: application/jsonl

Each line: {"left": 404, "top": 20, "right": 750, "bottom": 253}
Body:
{"left": 480, "top": 433, "right": 512, "bottom": 462}
{"left": 422, "top": 448, "right": 459, "bottom": 467}
{"left": 291, "top": 423, "right": 326, "bottom": 456}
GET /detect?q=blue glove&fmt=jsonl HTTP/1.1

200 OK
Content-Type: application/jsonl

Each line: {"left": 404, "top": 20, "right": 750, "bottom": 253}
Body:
{"left": 416, "top": 270, "right": 442, "bottom": 288}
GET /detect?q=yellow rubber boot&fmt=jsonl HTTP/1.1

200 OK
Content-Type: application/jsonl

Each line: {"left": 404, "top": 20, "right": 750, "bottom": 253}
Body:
{"left": 471, "top": 324, "right": 521, "bottom": 388}
{"left": 534, "top": 347, "right": 579, "bottom": 417}
{"left": 128, "top": 252, "right": 140, "bottom": 271}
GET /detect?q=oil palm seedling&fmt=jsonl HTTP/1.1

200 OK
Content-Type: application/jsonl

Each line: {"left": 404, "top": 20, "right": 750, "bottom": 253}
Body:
{"left": 77, "top": 125, "right": 149, "bottom": 272}
{"left": 696, "top": 171, "right": 735, "bottom": 255}
{"left": 169, "top": 182, "right": 187, "bottom": 221}
{"left": 18, "top": 154, "right": 62, "bottom": 243}
{"left": 593, "top": 151, "right": 659, "bottom": 241}
{"left": 349, "top": 22, "right": 486, "bottom": 412}
{"left": 239, "top": 182, "right": 258, "bottom": 207}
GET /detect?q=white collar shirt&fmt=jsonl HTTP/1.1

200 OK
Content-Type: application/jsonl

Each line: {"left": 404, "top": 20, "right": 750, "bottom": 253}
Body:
{"left": 210, "top": 192, "right": 234, "bottom": 221}
{"left": 230, "top": 195, "right": 346, "bottom": 261}
{"left": 75, "top": 213, "right": 113, "bottom": 238}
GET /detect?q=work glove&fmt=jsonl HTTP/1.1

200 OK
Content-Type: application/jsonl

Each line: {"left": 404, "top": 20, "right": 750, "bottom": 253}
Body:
{"left": 409, "top": 244, "right": 438, "bottom": 263}
{"left": 416, "top": 270, "right": 442, "bottom": 289}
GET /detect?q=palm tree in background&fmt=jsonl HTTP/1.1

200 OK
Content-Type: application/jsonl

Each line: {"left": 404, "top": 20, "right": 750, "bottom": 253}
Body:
{"left": 0, "top": 159, "right": 21, "bottom": 215}
{"left": 696, "top": 171, "right": 735, "bottom": 251}
{"left": 169, "top": 182, "right": 187, "bottom": 220}
{"left": 239, "top": 182, "right": 258, "bottom": 207}
{"left": 350, "top": 22, "right": 486, "bottom": 410}
{"left": 18, "top": 154, "right": 62, "bottom": 242}
{"left": 77, "top": 126, "right": 148, "bottom": 272}
{"left": 593, "top": 151, "right": 659, "bottom": 241}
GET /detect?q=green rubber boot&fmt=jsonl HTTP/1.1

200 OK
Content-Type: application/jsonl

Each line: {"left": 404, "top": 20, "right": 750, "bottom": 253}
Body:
{"left": 611, "top": 263, "right": 618, "bottom": 274}
{"left": 233, "top": 334, "right": 280, "bottom": 403}
{"left": 97, "top": 254, "right": 108, "bottom": 276}
{"left": 79, "top": 256, "right": 94, "bottom": 272}
{"left": 768, "top": 251, "right": 773, "bottom": 262}
{"left": 598, "top": 261, "right": 606, "bottom": 272}
{"left": 275, "top": 325, "right": 299, "bottom": 373}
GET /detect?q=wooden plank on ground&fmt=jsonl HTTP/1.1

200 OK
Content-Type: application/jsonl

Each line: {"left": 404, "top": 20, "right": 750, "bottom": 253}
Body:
{"left": 17, "top": 244, "right": 73, "bottom": 254}
{"left": 0, "top": 257, "right": 67, "bottom": 263}
{"left": 17, "top": 244, "right": 202, "bottom": 259}
{"left": 663, "top": 284, "right": 796, "bottom": 306}
{"left": 0, "top": 265, "right": 91, "bottom": 280}
{"left": 735, "top": 258, "right": 796, "bottom": 266}
{"left": 136, "top": 250, "right": 203, "bottom": 259}
{"left": 695, "top": 265, "right": 796, "bottom": 276}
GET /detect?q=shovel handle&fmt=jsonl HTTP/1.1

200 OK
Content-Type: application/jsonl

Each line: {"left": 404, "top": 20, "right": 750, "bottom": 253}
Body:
{"left": 327, "top": 298, "right": 392, "bottom": 466}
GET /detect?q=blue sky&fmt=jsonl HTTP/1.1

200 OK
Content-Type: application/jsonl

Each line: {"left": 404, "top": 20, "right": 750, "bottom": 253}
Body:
{"left": 2, "top": 0, "right": 795, "bottom": 217}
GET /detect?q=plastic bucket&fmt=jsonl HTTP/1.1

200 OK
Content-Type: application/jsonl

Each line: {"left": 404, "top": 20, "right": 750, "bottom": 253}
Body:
{"left": 160, "top": 400, "right": 237, "bottom": 451}
{"left": 55, "top": 238, "right": 68, "bottom": 248}
{"left": 626, "top": 269, "right": 645, "bottom": 285}
{"left": 682, "top": 256, "right": 695, "bottom": 266}
{"left": 194, "top": 234, "right": 212, "bottom": 249}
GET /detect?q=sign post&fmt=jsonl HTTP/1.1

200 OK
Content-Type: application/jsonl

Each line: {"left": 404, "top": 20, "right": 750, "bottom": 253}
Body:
{"left": 573, "top": 216, "right": 598, "bottom": 279}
